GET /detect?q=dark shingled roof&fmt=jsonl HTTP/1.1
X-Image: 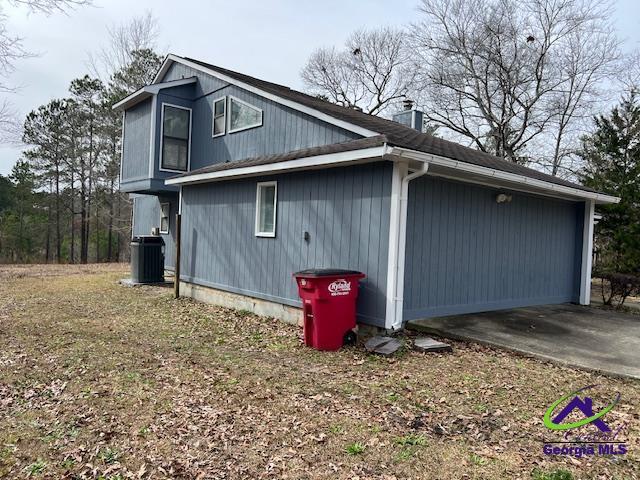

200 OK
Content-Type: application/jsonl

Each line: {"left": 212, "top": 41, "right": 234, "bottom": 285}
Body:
{"left": 177, "top": 56, "right": 596, "bottom": 193}
{"left": 184, "top": 136, "right": 387, "bottom": 176}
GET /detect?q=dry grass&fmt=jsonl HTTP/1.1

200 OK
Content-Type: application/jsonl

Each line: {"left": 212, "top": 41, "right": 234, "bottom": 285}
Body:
{"left": 0, "top": 265, "right": 638, "bottom": 479}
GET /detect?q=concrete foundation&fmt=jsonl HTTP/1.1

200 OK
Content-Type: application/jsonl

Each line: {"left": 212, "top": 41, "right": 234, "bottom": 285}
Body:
{"left": 179, "top": 281, "right": 303, "bottom": 326}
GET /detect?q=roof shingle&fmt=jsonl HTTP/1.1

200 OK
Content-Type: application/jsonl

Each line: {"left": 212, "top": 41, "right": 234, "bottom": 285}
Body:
{"left": 178, "top": 56, "right": 596, "bottom": 193}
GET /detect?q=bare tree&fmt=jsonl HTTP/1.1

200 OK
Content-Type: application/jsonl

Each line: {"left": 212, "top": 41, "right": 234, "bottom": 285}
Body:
{"left": 87, "top": 10, "right": 161, "bottom": 81}
{"left": 617, "top": 49, "right": 640, "bottom": 95}
{"left": 0, "top": 0, "right": 91, "bottom": 143}
{"left": 410, "top": 0, "right": 620, "bottom": 173}
{"left": 301, "top": 26, "right": 415, "bottom": 115}
{"left": 8, "top": 0, "right": 89, "bottom": 14}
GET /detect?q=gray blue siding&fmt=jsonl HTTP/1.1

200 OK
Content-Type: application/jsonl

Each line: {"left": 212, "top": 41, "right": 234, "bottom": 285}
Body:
{"left": 121, "top": 64, "right": 360, "bottom": 194}
{"left": 121, "top": 99, "right": 152, "bottom": 184}
{"left": 403, "top": 177, "right": 583, "bottom": 320}
{"left": 132, "top": 194, "right": 177, "bottom": 270}
{"left": 160, "top": 63, "right": 361, "bottom": 170}
{"left": 180, "top": 162, "right": 392, "bottom": 326}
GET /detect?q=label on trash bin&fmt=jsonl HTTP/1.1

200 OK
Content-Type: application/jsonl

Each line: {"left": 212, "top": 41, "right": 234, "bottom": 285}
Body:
{"left": 328, "top": 279, "right": 351, "bottom": 296}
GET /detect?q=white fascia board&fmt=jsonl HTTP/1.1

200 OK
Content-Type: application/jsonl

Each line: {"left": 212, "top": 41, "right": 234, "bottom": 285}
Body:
{"left": 154, "top": 55, "right": 379, "bottom": 138}
{"left": 389, "top": 147, "right": 620, "bottom": 205}
{"left": 113, "top": 90, "right": 152, "bottom": 111}
{"left": 112, "top": 76, "right": 197, "bottom": 110}
{"left": 165, "top": 145, "right": 389, "bottom": 185}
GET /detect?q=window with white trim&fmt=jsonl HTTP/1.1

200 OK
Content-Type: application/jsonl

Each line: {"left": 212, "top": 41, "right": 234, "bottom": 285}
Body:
{"left": 161, "top": 104, "right": 190, "bottom": 172}
{"left": 229, "top": 96, "right": 263, "bottom": 133}
{"left": 255, "top": 182, "right": 277, "bottom": 237}
{"left": 212, "top": 97, "right": 226, "bottom": 137}
{"left": 160, "top": 203, "right": 170, "bottom": 234}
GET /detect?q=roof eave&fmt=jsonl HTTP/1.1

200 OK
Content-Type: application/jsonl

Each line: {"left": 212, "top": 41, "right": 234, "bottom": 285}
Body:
{"left": 389, "top": 147, "right": 620, "bottom": 205}
{"left": 165, "top": 145, "right": 391, "bottom": 186}
{"left": 112, "top": 76, "right": 197, "bottom": 111}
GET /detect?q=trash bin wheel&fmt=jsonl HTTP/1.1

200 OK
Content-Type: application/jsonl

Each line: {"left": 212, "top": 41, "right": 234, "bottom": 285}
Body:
{"left": 343, "top": 330, "right": 357, "bottom": 346}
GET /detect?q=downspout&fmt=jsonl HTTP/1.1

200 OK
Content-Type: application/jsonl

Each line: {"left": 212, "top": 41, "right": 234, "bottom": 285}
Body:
{"left": 386, "top": 159, "right": 429, "bottom": 331}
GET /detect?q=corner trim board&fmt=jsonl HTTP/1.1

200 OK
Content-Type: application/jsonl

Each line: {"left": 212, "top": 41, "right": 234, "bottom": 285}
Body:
{"left": 579, "top": 199, "right": 595, "bottom": 305}
{"left": 148, "top": 96, "right": 157, "bottom": 179}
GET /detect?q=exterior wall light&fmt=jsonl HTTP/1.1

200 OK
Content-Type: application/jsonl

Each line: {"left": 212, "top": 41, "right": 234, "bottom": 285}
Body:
{"left": 496, "top": 193, "right": 513, "bottom": 204}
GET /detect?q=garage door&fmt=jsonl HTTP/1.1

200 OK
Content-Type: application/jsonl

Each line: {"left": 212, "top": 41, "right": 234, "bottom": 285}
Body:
{"left": 403, "top": 176, "right": 583, "bottom": 321}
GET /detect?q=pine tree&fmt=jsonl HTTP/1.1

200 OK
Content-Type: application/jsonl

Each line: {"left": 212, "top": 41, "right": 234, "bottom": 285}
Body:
{"left": 580, "top": 92, "right": 640, "bottom": 273}
{"left": 23, "top": 100, "right": 69, "bottom": 263}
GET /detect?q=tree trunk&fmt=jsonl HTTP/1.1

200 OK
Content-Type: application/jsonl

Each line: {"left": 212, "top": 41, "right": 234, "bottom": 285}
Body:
{"left": 85, "top": 118, "right": 94, "bottom": 263}
{"left": 55, "top": 159, "right": 61, "bottom": 263}
{"left": 107, "top": 177, "right": 114, "bottom": 262}
{"left": 95, "top": 196, "right": 100, "bottom": 263}
{"left": 115, "top": 192, "right": 122, "bottom": 262}
{"left": 70, "top": 169, "right": 75, "bottom": 264}
{"left": 80, "top": 165, "right": 87, "bottom": 264}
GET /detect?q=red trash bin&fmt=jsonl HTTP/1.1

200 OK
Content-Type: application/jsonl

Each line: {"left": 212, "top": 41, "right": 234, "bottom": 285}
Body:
{"left": 293, "top": 269, "right": 366, "bottom": 351}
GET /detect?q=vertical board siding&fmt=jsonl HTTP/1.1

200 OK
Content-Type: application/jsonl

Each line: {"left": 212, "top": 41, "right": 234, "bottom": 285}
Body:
{"left": 160, "top": 63, "right": 362, "bottom": 171}
{"left": 180, "top": 162, "right": 392, "bottom": 326}
{"left": 121, "top": 99, "right": 151, "bottom": 182}
{"left": 403, "top": 177, "right": 582, "bottom": 320}
{"left": 132, "top": 194, "right": 177, "bottom": 269}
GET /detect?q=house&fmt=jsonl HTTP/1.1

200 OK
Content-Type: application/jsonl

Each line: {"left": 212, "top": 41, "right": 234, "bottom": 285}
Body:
{"left": 114, "top": 54, "right": 619, "bottom": 331}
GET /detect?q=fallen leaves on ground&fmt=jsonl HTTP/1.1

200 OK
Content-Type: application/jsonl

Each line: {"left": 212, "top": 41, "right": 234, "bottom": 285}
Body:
{"left": 0, "top": 264, "right": 637, "bottom": 479}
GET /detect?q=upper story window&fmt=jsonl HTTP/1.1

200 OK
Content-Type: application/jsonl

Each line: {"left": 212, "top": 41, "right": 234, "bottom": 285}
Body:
{"left": 161, "top": 104, "right": 191, "bottom": 172}
{"left": 212, "top": 97, "right": 226, "bottom": 137}
{"left": 229, "top": 96, "right": 263, "bottom": 133}
{"left": 255, "top": 181, "right": 277, "bottom": 237}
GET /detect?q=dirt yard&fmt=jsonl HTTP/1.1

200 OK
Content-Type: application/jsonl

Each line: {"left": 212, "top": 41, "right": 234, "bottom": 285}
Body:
{"left": 0, "top": 265, "right": 637, "bottom": 479}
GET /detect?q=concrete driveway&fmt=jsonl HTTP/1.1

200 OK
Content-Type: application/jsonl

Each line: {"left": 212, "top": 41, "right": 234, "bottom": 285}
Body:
{"left": 407, "top": 304, "right": 640, "bottom": 379}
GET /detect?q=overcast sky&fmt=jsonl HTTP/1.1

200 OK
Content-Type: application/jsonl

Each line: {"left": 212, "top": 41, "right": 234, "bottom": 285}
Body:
{"left": 0, "top": 0, "right": 638, "bottom": 176}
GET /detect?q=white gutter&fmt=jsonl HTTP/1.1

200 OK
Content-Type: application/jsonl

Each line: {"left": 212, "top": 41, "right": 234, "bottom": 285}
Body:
{"left": 165, "top": 145, "right": 388, "bottom": 185}
{"left": 389, "top": 147, "right": 620, "bottom": 205}
{"left": 385, "top": 160, "right": 429, "bottom": 331}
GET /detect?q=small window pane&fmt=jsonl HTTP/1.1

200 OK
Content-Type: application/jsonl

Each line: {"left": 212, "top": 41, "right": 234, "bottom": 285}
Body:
{"left": 230, "top": 98, "right": 262, "bottom": 132}
{"left": 256, "top": 184, "right": 276, "bottom": 236}
{"left": 164, "top": 106, "right": 189, "bottom": 139}
{"left": 214, "top": 115, "right": 225, "bottom": 135}
{"left": 162, "top": 137, "right": 188, "bottom": 170}
{"left": 214, "top": 99, "right": 225, "bottom": 116}
{"left": 213, "top": 98, "right": 226, "bottom": 136}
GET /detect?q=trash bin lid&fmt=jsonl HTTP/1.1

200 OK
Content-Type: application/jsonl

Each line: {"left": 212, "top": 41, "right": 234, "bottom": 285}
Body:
{"left": 294, "top": 268, "right": 363, "bottom": 277}
{"left": 131, "top": 235, "right": 165, "bottom": 245}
